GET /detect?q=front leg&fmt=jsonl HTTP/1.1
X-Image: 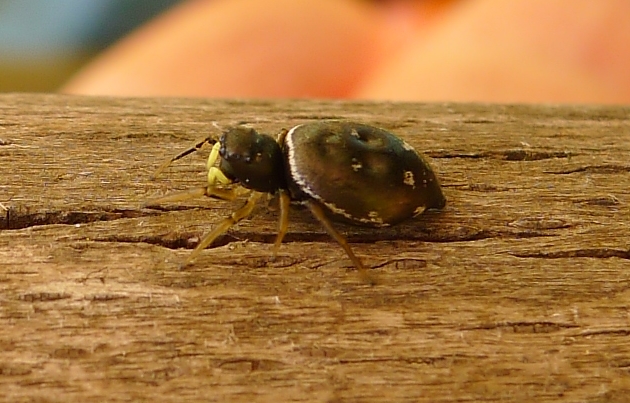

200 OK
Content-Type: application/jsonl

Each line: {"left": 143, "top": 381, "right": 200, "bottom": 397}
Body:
{"left": 146, "top": 143, "right": 243, "bottom": 205}
{"left": 143, "top": 185, "right": 246, "bottom": 206}
{"left": 151, "top": 136, "right": 215, "bottom": 179}
{"left": 181, "top": 191, "right": 263, "bottom": 268}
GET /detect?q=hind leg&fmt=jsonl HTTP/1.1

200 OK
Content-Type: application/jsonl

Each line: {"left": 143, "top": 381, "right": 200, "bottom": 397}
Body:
{"left": 305, "top": 201, "right": 377, "bottom": 285}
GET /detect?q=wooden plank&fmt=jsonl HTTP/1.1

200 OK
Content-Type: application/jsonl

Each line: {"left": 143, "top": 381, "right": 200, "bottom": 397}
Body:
{"left": 1, "top": 93, "right": 629, "bottom": 402}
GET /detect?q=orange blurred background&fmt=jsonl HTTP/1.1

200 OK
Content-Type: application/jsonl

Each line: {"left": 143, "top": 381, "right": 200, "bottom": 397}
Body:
{"left": 3, "top": 0, "right": 629, "bottom": 103}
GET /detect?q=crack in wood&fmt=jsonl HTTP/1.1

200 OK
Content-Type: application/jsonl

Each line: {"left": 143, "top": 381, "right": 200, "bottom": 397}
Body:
{"left": 337, "top": 354, "right": 485, "bottom": 366}
{"left": 428, "top": 149, "right": 572, "bottom": 161}
{"left": 507, "top": 217, "right": 572, "bottom": 230}
{"left": 0, "top": 364, "right": 33, "bottom": 376}
{"left": 445, "top": 183, "right": 513, "bottom": 192}
{"left": 511, "top": 248, "right": 630, "bottom": 259}
{"left": 92, "top": 226, "right": 551, "bottom": 251}
{"left": 85, "top": 293, "right": 130, "bottom": 302}
{"left": 546, "top": 164, "right": 630, "bottom": 174}
{"left": 0, "top": 208, "right": 159, "bottom": 230}
{"left": 17, "top": 292, "right": 72, "bottom": 302}
{"left": 96, "top": 233, "right": 227, "bottom": 250}
{"left": 572, "top": 195, "right": 621, "bottom": 206}
{"left": 576, "top": 328, "right": 630, "bottom": 337}
{"left": 464, "top": 321, "right": 579, "bottom": 333}
{"left": 218, "top": 358, "right": 286, "bottom": 371}
{"left": 371, "top": 258, "right": 428, "bottom": 270}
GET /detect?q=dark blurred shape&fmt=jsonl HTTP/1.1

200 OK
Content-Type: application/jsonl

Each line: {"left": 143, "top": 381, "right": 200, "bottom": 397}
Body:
{"left": 0, "top": 0, "right": 181, "bottom": 92}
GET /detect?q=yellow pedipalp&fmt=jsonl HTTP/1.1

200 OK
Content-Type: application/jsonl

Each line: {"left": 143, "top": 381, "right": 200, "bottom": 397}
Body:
{"left": 206, "top": 142, "right": 232, "bottom": 188}
{"left": 206, "top": 142, "right": 220, "bottom": 170}
{"left": 208, "top": 167, "right": 231, "bottom": 187}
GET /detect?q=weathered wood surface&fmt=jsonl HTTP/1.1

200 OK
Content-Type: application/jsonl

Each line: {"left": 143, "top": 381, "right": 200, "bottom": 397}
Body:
{"left": 1, "top": 93, "right": 629, "bottom": 402}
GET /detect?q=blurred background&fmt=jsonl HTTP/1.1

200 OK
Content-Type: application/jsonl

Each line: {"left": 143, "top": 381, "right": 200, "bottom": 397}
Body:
{"left": 1, "top": 0, "right": 629, "bottom": 103}
{"left": 0, "top": 0, "right": 179, "bottom": 92}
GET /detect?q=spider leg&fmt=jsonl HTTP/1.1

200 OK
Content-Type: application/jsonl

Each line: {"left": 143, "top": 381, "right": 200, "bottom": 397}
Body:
{"left": 181, "top": 191, "right": 263, "bottom": 268}
{"left": 143, "top": 185, "right": 247, "bottom": 206}
{"left": 146, "top": 143, "right": 244, "bottom": 205}
{"left": 305, "top": 201, "right": 377, "bottom": 286}
{"left": 151, "top": 136, "right": 216, "bottom": 179}
{"left": 272, "top": 189, "right": 291, "bottom": 257}
{"left": 276, "top": 128, "right": 289, "bottom": 144}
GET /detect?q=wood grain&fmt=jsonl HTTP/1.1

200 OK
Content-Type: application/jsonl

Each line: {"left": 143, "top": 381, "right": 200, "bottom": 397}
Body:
{"left": 1, "top": 93, "right": 629, "bottom": 402}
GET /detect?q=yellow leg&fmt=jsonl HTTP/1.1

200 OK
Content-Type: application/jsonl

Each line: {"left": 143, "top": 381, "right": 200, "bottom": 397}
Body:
{"left": 147, "top": 144, "right": 240, "bottom": 205}
{"left": 143, "top": 185, "right": 243, "bottom": 207}
{"left": 151, "top": 136, "right": 215, "bottom": 179}
{"left": 306, "top": 201, "right": 377, "bottom": 286}
{"left": 276, "top": 128, "right": 288, "bottom": 144}
{"left": 181, "top": 191, "right": 263, "bottom": 268}
{"left": 272, "top": 189, "right": 291, "bottom": 257}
